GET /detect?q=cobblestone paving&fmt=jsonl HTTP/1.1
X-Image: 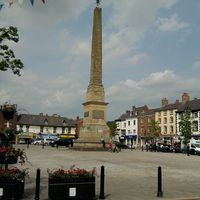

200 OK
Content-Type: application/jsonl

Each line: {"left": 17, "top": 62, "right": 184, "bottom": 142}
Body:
{"left": 14, "top": 145, "right": 200, "bottom": 200}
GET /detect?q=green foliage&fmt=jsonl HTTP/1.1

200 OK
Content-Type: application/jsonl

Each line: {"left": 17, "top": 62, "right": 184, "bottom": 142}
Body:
{"left": 108, "top": 121, "right": 117, "bottom": 136}
{"left": 150, "top": 119, "right": 161, "bottom": 139}
{"left": 0, "top": 26, "right": 24, "bottom": 76}
{"left": 179, "top": 109, "right": 192, "bottom": 145}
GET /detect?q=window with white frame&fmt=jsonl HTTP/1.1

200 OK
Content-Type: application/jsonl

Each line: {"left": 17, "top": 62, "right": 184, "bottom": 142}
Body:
{"left": 26, "top": 125, "right": 29, "bottom": 133}
{"left": 128, "top": 121, "right": 130, "bottom": 126}
{"left": 193, "top": 112, "right": 198, "bottom": 118}
{"left": 192, "top": 121, "right": 198, "bottom": 132}
{"left": 124, "top": 122, "right": 126, "bottom": 128}
{"left": 170, "top": 126, "right": 173, "bottom": 133}
{"left": 164, "top": 126, "right": 167, "bottom": 134}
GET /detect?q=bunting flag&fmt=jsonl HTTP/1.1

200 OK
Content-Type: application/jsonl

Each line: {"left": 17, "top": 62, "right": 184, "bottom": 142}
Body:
{"left": 0, "top": 3, "right": 4, "bottom": 11}
{"left": 30, "top": 0, "right": 34, "bottom": 6}
{"left": 0, "top": 0, "right": 45, "bottom": 9}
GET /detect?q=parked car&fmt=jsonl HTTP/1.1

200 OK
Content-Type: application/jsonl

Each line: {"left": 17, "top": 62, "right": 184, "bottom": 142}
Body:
{"left": 114, "top": 142, "right": 130, "bottom": 149}
{"left": 190, "top": 143, "right": 200, "bottom": 155}
{"left": 44, "top": 138, "right": 54, "bottom": 146}
{"left": 18, "top": 139, "right": 26, "bottom": 144}
{"left": 50, "top": 138, "right": 73, "bottom": 147}
{"left": 32, "top": 138, "right": 44, "bottom": 145}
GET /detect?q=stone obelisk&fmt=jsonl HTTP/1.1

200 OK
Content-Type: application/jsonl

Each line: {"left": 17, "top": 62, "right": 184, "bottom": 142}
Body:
{"left": 75, "top": 1, "right": 110, "bottom": 149}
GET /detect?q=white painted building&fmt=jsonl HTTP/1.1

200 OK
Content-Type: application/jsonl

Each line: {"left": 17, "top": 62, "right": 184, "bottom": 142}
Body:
{"left": 17, "top": 113, "right": 76, "bottom": 139}
{"left": 176, "top": 98, "right": 200, "bottom": 138}
{"left": 115, "top": 110, "right": 138, "bottom": 146}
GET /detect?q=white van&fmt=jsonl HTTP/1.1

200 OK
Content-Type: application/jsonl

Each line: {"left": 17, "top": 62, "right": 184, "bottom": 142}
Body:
{"left": 190, "top": 139, "right": 200, "bottom": 155}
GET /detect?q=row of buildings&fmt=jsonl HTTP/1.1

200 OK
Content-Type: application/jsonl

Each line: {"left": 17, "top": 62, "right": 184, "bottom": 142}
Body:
{"left": 115, "top": 93, "right": 200, "bottom": 146}
{"left": 0, "top": 111, "right": 77, "bottom": 141}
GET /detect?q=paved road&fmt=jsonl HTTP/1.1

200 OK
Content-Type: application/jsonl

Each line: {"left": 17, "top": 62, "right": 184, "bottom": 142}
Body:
{"left": 13, "top": 145, "right": 200, "bottom": 200}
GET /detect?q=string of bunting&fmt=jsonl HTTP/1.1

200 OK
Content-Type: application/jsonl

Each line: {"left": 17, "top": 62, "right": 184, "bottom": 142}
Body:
{"left": 0, "top": 0, "right": 45, "bottom": 11}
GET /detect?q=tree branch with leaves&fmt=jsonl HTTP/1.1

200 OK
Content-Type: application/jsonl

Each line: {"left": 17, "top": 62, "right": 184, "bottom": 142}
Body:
{"left": 179, "top": 109, "right": 192, "bottom": 145}
{"left": 150, "top": 119, "right": 161, "bottom": 140}
{"left": 0, "top": 26, "right": 24, "bottom": 76}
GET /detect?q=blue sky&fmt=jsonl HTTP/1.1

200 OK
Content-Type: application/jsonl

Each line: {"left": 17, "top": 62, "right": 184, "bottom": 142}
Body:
{"left": 0, "top": 0, "right": 200, "bottom": 120}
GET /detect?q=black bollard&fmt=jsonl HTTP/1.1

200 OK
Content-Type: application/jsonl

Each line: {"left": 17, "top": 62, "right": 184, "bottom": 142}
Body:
{"left": 99, "top": 165, "right": 105, "bottom": 199}
{"left": 35, "top": 168, "right": 40, "bottom": 200}
{"left": 157, "top": 166, "right": 163, "bottom": 197}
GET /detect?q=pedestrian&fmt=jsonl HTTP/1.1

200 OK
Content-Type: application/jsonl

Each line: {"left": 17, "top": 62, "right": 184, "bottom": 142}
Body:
{"left": 187, "top": 143, "right": 190, "bottom": 156}
{"left": 130, "top": 138, "right": 133, "bottom": 151}
{"left": 108, "top": 140, "right": 113, "bottom": 152}
{"left": 42, "top": 140, "right": 45, "bottom": 149}
{"left": 146, "top": 143, "right": 149, "bottom": 152}
{"left": 101, "top": 137, "right": 106, "bottom": 149}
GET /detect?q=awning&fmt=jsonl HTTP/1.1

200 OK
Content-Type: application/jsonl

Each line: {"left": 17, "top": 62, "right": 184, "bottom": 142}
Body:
{"left": 59, "top": 134, "right": 75, "bottom": 139}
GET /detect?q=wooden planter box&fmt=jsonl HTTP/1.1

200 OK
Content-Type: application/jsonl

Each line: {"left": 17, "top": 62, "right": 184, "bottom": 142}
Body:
{"left": 48, "top": 176, "right": 95, "bottom": 200}
{"left": 0, "top": 179, "right": 24, "bottom": 200}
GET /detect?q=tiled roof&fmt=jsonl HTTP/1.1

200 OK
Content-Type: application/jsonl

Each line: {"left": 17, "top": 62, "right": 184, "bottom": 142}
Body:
{"left": 140, "top": 108, "right": 160, "bottom": 116}
{"left": 132, "top": 105, "right": 148, "bottom": 112}
{"left": 156, "top": 102, "right": 180, "bottom": 112}
{"left": 17, "top": 114, "right": 76, "bottom": 127}
{"left": 177, "top": 98, "right": 200, "bottom": 112}
{"left": 116, "top": 113, "right": 131, "bottom": 121}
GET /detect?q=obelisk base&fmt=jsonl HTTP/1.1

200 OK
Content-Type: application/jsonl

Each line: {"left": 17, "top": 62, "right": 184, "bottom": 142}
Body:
{"left": 73, "top": 124, "right": 110, "bottom": 151}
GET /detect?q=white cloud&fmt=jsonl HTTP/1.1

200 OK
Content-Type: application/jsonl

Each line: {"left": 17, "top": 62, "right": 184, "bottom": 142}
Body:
{"left": 107, "top": 70, "right": 200, "bottom": 118}
{"left": 192, "top": 60, "right": 200, "bottom": 69}
{"left": 0, "top": 69, "right": 85, "bottom": 118}
{"left": 0, "top": 0, "right": 91, "bottom": 28}
{"left": 103, "top": 0, "right": 179, "bottom": 67}
{"left": 127, "top": 53, "right": 147, "bottom": 65}
{"left": 156, "top": 14, "right": 189, "bottom": 32}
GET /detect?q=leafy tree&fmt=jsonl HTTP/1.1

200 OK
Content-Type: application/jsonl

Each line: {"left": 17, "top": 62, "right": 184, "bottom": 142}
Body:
{"left": 150, "top": 119, "right": 161, "bottom": 140}
{"left": 0, "top": 26, "right": 24, "bottom": 76}
{"left": 179, "top": 109, "right": 192, "bottom": 145}
{"left": 108, "top": 121, "right": 117, "bottom": 137}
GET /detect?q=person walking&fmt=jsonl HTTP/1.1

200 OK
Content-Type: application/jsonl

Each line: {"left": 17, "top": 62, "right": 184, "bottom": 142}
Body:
{"left": 130, "top": 138, "right": 133, "bottom": 151}
{"left": 187, "top": 143, "right": 190, "bottom": 156}
{"left": 146, "top": 143, "right": 149, "bottom": 152}
{"left": 101, "top": 137, "right": 106, "bottom": 149}
{"left": 108, "top": 140, "right": 113, "bottom": 152}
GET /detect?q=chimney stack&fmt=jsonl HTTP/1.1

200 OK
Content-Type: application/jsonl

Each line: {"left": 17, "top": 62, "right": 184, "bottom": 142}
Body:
{"left": 161, "top": 98, "right": 168, "bottom": 107}
{"left": 182, "top": 93, "right": 190, "bottom": 103}
{"left": 175, "top": 99, "right": 179, "bottom": 104}
{"left": 126, "top": 110, "right": 131, "bottom": 116}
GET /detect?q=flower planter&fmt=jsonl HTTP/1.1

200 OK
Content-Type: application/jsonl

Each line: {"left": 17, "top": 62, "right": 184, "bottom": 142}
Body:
{"left": 48, "top": 176, "right": 95, "bottom": 200}
{"left": 0, "top": 179, "right": 24, "bottom": 200}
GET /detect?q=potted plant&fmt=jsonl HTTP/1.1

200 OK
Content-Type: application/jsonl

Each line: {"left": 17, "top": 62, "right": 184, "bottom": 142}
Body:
{"left": 48, "top": 166, "right": 96, "bottom": 200}
{"left": 0, "top": 103, "right": 17, "bottom": 120}
{"left": 0, "top": 167, "right": 28, "bottom": 199}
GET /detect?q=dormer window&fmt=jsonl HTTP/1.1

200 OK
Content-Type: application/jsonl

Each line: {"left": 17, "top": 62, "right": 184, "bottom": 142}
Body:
{"left": 44, "top": 119, "right": 48, "bottom": 125}
{"left": 63, "top": 120, "right": 66, "bottom": 126}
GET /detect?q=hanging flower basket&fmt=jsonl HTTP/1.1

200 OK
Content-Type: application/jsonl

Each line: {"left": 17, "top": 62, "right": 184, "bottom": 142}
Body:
{"left": 0, "top": 147, "right": 26, "bottom": 165}
{"left": 0, "top": 168, "right": 28, "bottom": 199}
{"left": 48, "top": 167, "right": 96, "bottom": 200}
{"left": 0, "top": 104, "right": 16, "bottom": 120}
